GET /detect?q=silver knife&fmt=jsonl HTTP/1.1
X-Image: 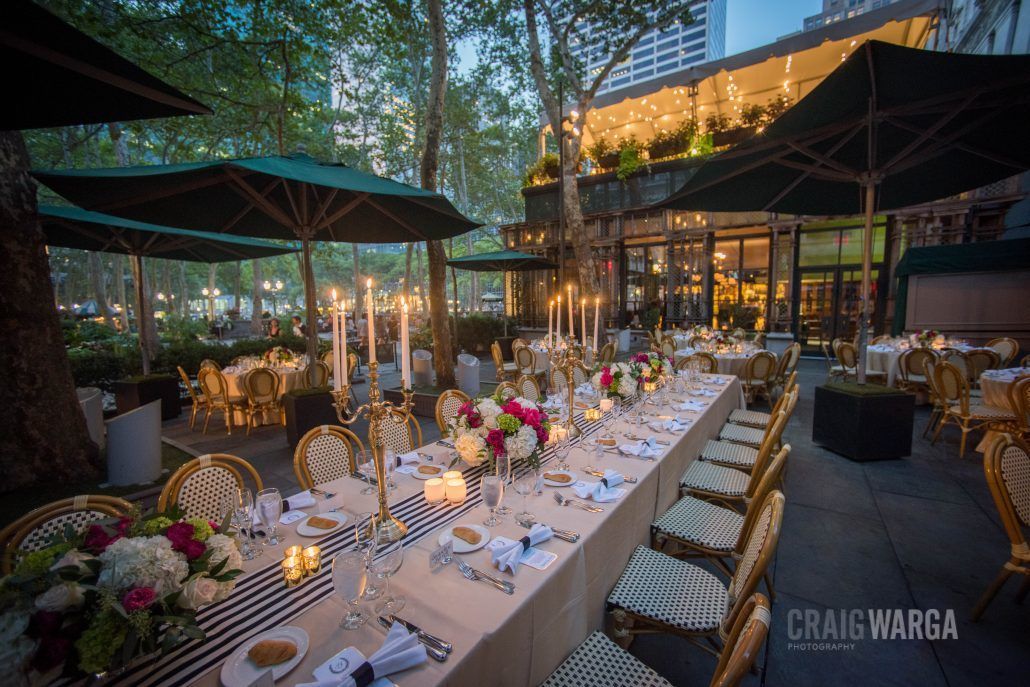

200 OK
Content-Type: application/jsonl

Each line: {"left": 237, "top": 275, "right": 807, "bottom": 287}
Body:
{"left": 518, "top": 520, "right": 580, "bottom": 543}
{"left": 586, "top": 470, "right": 637, "bottom": 484}
{"left": 388, "top": 614, "right": 453, "bottom": 653}
{"left": 377, "top": 616, "right": 448, "bottom": 661}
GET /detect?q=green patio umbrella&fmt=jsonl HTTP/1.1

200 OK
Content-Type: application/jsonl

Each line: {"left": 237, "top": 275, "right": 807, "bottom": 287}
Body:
{"left": 39, "top": 204, "right": 298, "bottom": 374}
{"left": 659, "top": 40, "right": 1030, "bottom": 382}
{"left": 1, "top": 0, "right": 211, "bottom": 129}
{"left": 34, "top": 152, "right": 481, "bottom": 360}
{"left": 447, "top": 249, "right": 558, "bottom": 335}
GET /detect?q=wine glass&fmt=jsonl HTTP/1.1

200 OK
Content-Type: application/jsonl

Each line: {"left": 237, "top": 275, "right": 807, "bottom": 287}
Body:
{"left": 513, "top": 473, "right": 536, "bottom": 526}
{"left": 255, "top": 488, "right": 285, "bottom": 546}
{"left": 332, "top": 551, "right": 369, "bottom": 629}
{"left": 482, "top": 475, "right": 503, "bottom": 527}
{"left": 555, "top": 433, "right": 572, "bottom": 471}
{"left": 356, "top": 450, "right": 376, "bottom": 495}
{"left": 354, "top": 512, "right": 382, "bottom": 600}
{"left": 383, "top": 449, "right": 397, "bottom": 493}
{"left": 495, "top": 453, "right": 512, "bottom": 515}
{"left": 582, "top": 437, "right": 603, "bottom": 473}
{"left": 371, "top": 539, "right": 405, "bottom": 615}
{"left": 226, "top": 489, "right": 262, "bottom": 560}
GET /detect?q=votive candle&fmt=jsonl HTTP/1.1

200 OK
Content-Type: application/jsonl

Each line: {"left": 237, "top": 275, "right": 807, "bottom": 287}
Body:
{"left": 445, "top": 478, "right": 467, "bottom": 505}
{"left": 442, "top": 470, "right": 463, "bottom": 482}
{"left": 302, "top": 546, "right": 321, "bottom": 575}
{"left": 282, "top": 556, "right": 304, "bottom": 587}
{"left": 424, "top": 477, "right": 446, "bottom": 504}
{"left": 599, "top": 398, "right": 614, "bottom": 413}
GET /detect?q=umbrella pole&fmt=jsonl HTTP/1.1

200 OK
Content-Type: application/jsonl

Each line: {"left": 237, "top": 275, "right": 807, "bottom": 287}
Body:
{"left": 857, "top": 181, "right": 875, "bottom": 385}
{"left": 301, "top": 234, "right": 318, "bottom": 363}
{"left": 132, "top": 253, "right": 151, "bottom": 376}
{"left": 503, "top": 269, "right": 508, "bottom": 337}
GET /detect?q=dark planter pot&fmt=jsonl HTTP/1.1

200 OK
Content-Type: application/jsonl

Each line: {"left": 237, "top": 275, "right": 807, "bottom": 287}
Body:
{"left": 812, "top": 384, "right": 914, "bottom": 461}
{"left": 383, "top": 388, "right": 437, "bottom": 419}
{"left": 283, "top": 390, "right": 342, "bottom": 449}
{"left": 712, "top": 126, "right": 758, "bottom": 148}
{"left": 114, "top": 376, "right": 181, "bottom": 420}
{"left": 361, "top": 342, "right": 395, "bottom": 364}
{"left": 495, "top": 336, "right": 516, "bottom": 361}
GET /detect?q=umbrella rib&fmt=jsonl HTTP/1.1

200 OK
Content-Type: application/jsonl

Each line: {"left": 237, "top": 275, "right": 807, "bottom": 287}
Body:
{"left": 221, "top": 178, "right": 282, "bottom": 233}
{"left": 94, "top": 170, "right": 248, "bottom": 213}
{"left": 786, "top": 141, "right": 860, "bottom": 178}
{"left": 281, "top": 179, "right": 304, "bottom": 226}
{"left": 880, "top": 91, "right": 979, "bottom": 172}
{"left": 312, "top": 187, "right": 340, "bottom": 227}
{"left": 226, "top": 168, "right": 298, "bottom": 232}
{"left": 316, "top": 193, "right": 370, "bottom": 231}
{"left": 760, "top": 125, "right": 865, "bottom": 209}
{"left": 364, "top": 198, "right": 428, "bottom": 240}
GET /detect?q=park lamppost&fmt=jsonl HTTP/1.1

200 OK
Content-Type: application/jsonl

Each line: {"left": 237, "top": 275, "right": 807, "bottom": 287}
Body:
{"left": 156, "top": 291, "right": 175, "bottom": 314}
{"left": 201, "top": 286, "right": 220, "bottom": 321}
{"left": 263, "top": 279, "right": 284, "bottom": 317}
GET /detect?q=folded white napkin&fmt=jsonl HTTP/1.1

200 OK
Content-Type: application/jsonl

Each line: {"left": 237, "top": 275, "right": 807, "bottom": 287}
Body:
{"left": 541, "top": 396, "right": 563, "bottom": 410}
{"left": 283, "top": 490, "right": 317, "bottom": 510}
{"left": 619, "top": 438, "right": 662, "bottom": 458}
{"left": 691, "top": 388, "right": 718, "bottom": 397}
{"left": 706, "top": 376, "right": 728, "bottom": 384}
{"left": 397, "top": 451, "right": 420, "bottom": 466}
{"left": 650, "top": 417, "right": 688, "bottom": 433}
{"left": 574, "top": 383, "right": 595, "bottom": 396}
{"left": 571, "top": 470, "right": 625, "bottom": 502}
{"left": 491, "top": 523, "right": 552, "bottom": 574}
{"left": 298, "top": 621, "right": 426, "bottom": 687}
{"left": 674, "top": 401, "right": 708, "bottom": 412}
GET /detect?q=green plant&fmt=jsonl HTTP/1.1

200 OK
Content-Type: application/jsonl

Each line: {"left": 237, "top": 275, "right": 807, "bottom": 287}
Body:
{"left": 159, "top": 315, "right": 208, "bottom": 345}
{"left": 523, "top": 153, "right": 560, "bottom": 186}
{"left": 410, "top": 323, "right": 434, "bottom": 352}
{"left": 646, "top": 119, "right": 698, "bottom": 160}
{"left": 766, "top": 94, "right": 791, "bottom": 120}
{"left": 704, "top": 113, "right": 731, "bottom": 134}
{"left": 740, "top": 103, "right": 767, "bottom": 128}
{"left": 641, "top": 306, "right": 661, "bottom": 331}
{"left": 616, "top": 138, "right": 646, "bottom": 181}
{"left": 586, "top": 137, "right": 618, "bottom": 168}
{"left": 67, "top": 347, "right": 135, "bottom": 391}
{"left": 454, "top": 313, "right": 516, "bottom": 353}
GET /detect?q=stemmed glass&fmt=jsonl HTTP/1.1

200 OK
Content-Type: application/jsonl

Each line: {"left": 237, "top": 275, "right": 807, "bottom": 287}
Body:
{"left": 582, "top": 437, "right": 602, "bottom": 473}
{"left": 354, "top": 512, "right": 382, "bottom": 601}
{"left": 371, "top": 538, "right": 405, "bottom": 615}
{"left": 482, "top": 475, "right": 504, "bottom": 527}
{"left": 555, "top": 433, "right": 573, "bottom": 470}
{"left": 332, "top": 551, "right": 369, "bottom": 629}
{"left": 255, "top": 488, "right": 285, "bottom": 546}
{"left": 225, "top": 489, "right": 261, "bottom": 560}
{"left": 610, "top": 396, "right": 622, "bottom": 433}
{"left": 356, "top": 450, "right": 377, "bottom": 495}
{"left": 513, "top": 473, "right": 536, "bottom": 526}
{"left": 495, "top": 453, "right": 512, "bottom": 515}
{"left": 383, "top": 449, "right": 397, "bottom": 493}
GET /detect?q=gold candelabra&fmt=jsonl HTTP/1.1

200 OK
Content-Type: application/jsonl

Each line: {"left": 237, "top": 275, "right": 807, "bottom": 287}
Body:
{"left": 553, "top": 349, "right": 584, "bottom": 439}
{"left": 331, "top": 361, "right": 413, "bottom": 543}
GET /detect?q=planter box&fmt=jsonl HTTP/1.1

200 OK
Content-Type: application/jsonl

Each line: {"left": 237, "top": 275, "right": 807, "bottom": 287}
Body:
{"left": 283, "top": 390, "right": 342, "bottom": 449}
{"left": 383, "top": 388, "right": 438, "bottom": 419}
{"left": 812, "top": 383, "right": 914, "bottom": 461}
{"left": 114, "top": 376, "right": 181, "bottom": 420}
{"left": 712, "top": 126, "right": 758, "bottom": 148}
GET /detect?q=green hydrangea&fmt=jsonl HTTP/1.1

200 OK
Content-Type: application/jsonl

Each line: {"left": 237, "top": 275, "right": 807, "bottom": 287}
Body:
{"left": 13, "top": 543, "right": 72, "bottom": 578}
{"left": 75, "top": 610, "right": 128, "bottom": 675}
{"left": 186, "top": 518, "right": 214, "bottom": 542}
{"left": 496, "top": 413, "right": 520, "bottom": 433}
{"left": 143, "top": 516, "right": 174, "bottom": 536}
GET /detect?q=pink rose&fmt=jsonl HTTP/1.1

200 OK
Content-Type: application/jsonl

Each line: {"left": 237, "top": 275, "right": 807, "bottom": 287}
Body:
{"left": 486, "top": 428, "right": 506, "bottom": 456}
{"left": 182, "top": 539, "right": 206, "bottom": 560}
{"left": 521, "top": 408, "right": 542, "bottom": 428}
{"left": 122, "top": 587, "right": 157, "bottom": 612}
{"left": 165, "top": 522, "right": 195, "bottom": 550}
{"left": 84, "top": 525, "right": 118, "bottom": 553}
{"left": 535, "top": 425, "right": 549, "bottom": 444}
{"left": 600, "top": 369, "right": 613, "bottom": 387}
{"left": 501, "top": 400, "right": 525, "bottom": 420}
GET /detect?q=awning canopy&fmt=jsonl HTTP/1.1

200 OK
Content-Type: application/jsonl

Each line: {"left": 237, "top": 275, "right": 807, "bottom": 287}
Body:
{"left": 447, "top": 249, "right": 557, "bottom": 272}
{"left": 1, "top": 0, "right": 210, "bottom": 129}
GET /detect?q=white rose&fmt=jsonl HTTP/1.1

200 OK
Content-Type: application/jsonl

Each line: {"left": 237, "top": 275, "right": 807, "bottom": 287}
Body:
{"left": 618, "top": 376, "right": 637, "bottom": 398}
{"left": 177, "top": 576, "right": 219, "bottom": 610}
{"left": 51, "top": 550, "right": 95, "bottom": 575}
{"left": 455, "top": 432, "right": 486, "bottom": 467}
{"left": 35, "top": 582, "right": 86, "bottom": 612}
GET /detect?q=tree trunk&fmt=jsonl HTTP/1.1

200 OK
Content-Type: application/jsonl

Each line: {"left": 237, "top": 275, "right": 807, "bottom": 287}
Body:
{"left": 422, "top": 0, "right": 454, "bottom": 387}
{"left": 134, "top": 256, "right": 160, "bottom": 366}
{"left": 416, "top": 243, "right": 428, "bottom": 318}
{"left": 234, "top": 260, "right": 242, "bottom": 318}
{"left": 177, "top": 261, "right": 188, "bottom": 319}
{"left": 403, "top": 243, "right": 414, "bottom": 303}
{"left": 351, "top": 243, "right": 363, "bottom": 322}
{"left": 251, "top": 258, "right": 264, "bottom": 336}
{"left": 0, "top": 130, "right": 99, "bottom": 490}
{"left": 562, "top": 135, "right": 599, "bottom": 297}
{"left": 88, "top": 251, "right": 115, "bottom": 329}
{"left": 115, "top": 254, "right": 130, "bottom": 331}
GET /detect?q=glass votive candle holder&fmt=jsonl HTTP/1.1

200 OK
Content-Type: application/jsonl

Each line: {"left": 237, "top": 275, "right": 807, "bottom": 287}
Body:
{"left": 442, "top": 470, "right": 463, "bottom": 483}
{"left": 584, "top": 408, "right": 602, "bottom": 422}
{"left": 424, "top": 477, "right": 446, "bottom": 504}
{"left": 302, "top": 546, "right": 321, "bottom": 575}
{"left": 445, "top": 478, "right": 467, "bottom": 505}
{"left": 284, "top": 545, "right": 304, "bottom": 560}
{"left": 282, "top": 556, "right": 304, "bottom": 588}
{"left": 599, "top": 398, "right": 614, "bottom": 414}
{"left": 643, "top": 381, "right": 657, "bottom": 395}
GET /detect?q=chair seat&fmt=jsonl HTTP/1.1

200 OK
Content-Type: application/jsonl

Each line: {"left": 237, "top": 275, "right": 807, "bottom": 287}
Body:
{"left": 905, "top": 373, "right": 927, "bottom": 383}
{"left": 718, "top": 423, "right": 765, "bottom": 448}
{"left": 728, "top": 408, "right": 770, "bottom": 428}
{"left": 680, "top": 461, "right": 749, "bottom": 498}
{"left": 653, "top": 495, "right": 744, "bottom": 553}
{"left": 608, "top": 546, "right": 727, "bottom": 633}
{"left": 541, "top": 631, "right": 673, "bottom": 687}
{"left": 500, "top": 362, "right": 518, "bottom": 372}
{"left": 700, "top": 439, "right": 759, "bottom": 468}
{"left": 949, "top": 404, "right": 1016, "bottom": 420}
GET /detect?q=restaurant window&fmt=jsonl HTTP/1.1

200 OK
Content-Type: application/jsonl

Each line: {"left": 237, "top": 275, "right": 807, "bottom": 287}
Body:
{"left": 624, "top": 244, "right": 667, "bottom": 327}
{"left": 799, "top": 224, "right": 885, "bottom": 267}
{"left": 712, "top": 235, "right": 769, "bottom": 330}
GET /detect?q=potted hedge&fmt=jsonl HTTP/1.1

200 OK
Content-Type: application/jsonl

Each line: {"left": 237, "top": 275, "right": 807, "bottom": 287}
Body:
{"left": 812, "top": 381, "right": 914, "bottom": 461}
{"left": 114, "top": 373, "right": 181, "bottom": 420}
{"left": 283, "top": 386, "right": 341, "bottom": 449}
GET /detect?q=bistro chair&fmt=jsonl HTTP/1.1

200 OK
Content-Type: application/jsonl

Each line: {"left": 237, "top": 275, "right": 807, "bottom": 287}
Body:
{"left": 1003, "top": 376, "right": 1030, "bottom": 439}
{"left": 965, "top": 349, "right": 1001, "bottom": 388}
{"left": 688, "top": 335, "right": 705, "bottom": 349}
{"left": 198, "top": 367, "right": 239, "bottom": 435}
{"left": 158, "top": 454, "right": 263, "bottom": 521}
{"left": 293, "top": 425, "right": 364, "bottom": 490}
{"left": 491, "top": 341, "right": 518, "bottom": 382}
{"left": 567, "top": 344, "right": 585, "bottom": 362}
{"left": 932, "top": 361, "right": 1016, "bottom": 458}
{"left": 516, "top": 374, "right": 542, "bottom": 402}
{"left": 921, "top": 358, "right": 945, "bottom": 438}
{"left": 1021, "top": 353, "right": 1030, "bottom": 369}
{"left": 495, "top": 380, "right": 519, "bottom": 400}
{"left": 434, "top": 389, "right": 470, "bottom": 435}
{"left": 178, "top": 365, "right": 207, "bottom": 431}
{"left": 371, "top": 408, "right": 422, "bottom": 455}
{"left": 542, "top": 594, "right": 770, "bottom": 687}
{"left": 607, "top": 491, "right": 783, "bottom": 658}
{"left": 548, "top": 366, "right": 569, "bottom": 393}
{"left": 660, "top": 338, "right": 677, "bottom": 359}
{"left": 897, "top": 347, "right": 937, "bottom": 393}
{"left": 870, "top": 334, "right": 892, "bottom": 345}
{"left": 707, "top": 408, "right": 790, "bottom": 474}
{"left": 972, "top": 434, "right": 1030, "bottom": 620}
{"left": 676, "top": 352, "right": 718, "bottom": 374}
{"left": 200, "top": 358, "right": 221, "bottom": 371}
{"left": 320, "top": 350, "right": 335, "bottom": 371}
{"left": 302, "top": 360, "right": 331, "bottom": 389}
{"left": 597, "top": 341, "right": 616, "bottom": 365}
{"left": 741, "top": 351, "right": 776, "bottom": 405}
{"left": 729, "top": 372, "right": 796, "bottom": 429}
{"left": 836, "top": 342, "right": 887, "bottom": 383}
{"left": 822, "top": 341, "right": 845, "bottom": 381}
{"left": 343, "top": 352, "right": 360, "bottom": 408}
{"left": 514, "top": 346, "right": 536, "bottom": 377}
{"left": 985, "top": 337, "right": 1019, "bottom": 368}
{"left": 0, "top": 495, "right": 134, "bottom": 574}
{"left": 511, "top": 337, "right": 528, "bottom": 351}
{"left": 241, "top": 367, "right": 282, "bottom": 434}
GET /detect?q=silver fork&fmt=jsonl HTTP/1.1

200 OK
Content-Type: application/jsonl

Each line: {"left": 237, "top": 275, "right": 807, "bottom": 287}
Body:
{"left": 455, "top": 559, "right": 514, "bottom": 594}
{"left": 586, "top": 470, "right": 637, "bottom": 484}
{"left": 309, "top": 487, "right": 336, "bottom": 499}
{"left": 553, "top": 491, "right": 603, "bottom": 512}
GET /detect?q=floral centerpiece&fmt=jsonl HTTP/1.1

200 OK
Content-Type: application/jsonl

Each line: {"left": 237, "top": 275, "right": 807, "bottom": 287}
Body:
{"left": 264, "top": 346, "right": 293, "bottom": 364}
{"left": 914, "top": 329, "right": 940, "bottom": 347}
{"left": 0, "top": 510, "right": 242, "bottom": 684}
{"left": 712, "top": 332, "right": 737, "bottom": 349}
{"left": 632, "top": 352, "right": 672, "bottom": 381}
{"left": 449, "top": 395, "right": 551, "bottom": 470}
{"left": 690, "top": 324, "right": 711, "bottom": 338}
{"left": 591, "top": 361, "right": 642, "bottom": 399}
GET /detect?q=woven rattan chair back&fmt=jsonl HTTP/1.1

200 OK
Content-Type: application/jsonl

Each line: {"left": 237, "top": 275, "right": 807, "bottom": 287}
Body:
{"left": 831, "top": 338, "right": 843, "bottom": 355}
{"left": 737, "top": 445, "right": 790, "bottom": 554}
{"left": 965, "top": 349, "right": 1000, "bottom": 381}
{"left": 178, "top": 365, "right": 200, "bottom": 403}
{"left": 320, "top": 350, "right": 335, "bottom": 371}
{"left": 935, "top": 361, "right": 970, "bottom": 414}
{"left": 836, "top": 342, "right": 858, "bottom": 373}
{"left": 548, "top": 367, "right": 569, "bottom": 393}
{"left": 870, "top": 335, "right": 891, "bottom": 345}
{"left": 372, "top": 409, "right": 422, "bottom": 455}
{"left": 772, "top": 347, "right": 791, "bottom": 382}
{"left": 722, "top": 491, "right": 784, "bottom": 638}
{"left": 709, "top": 594, "right": 772, "bottom": 687}
{"left": 688, "top": 335, "right": 705, "bottom": 349}
{"left": 1008, "top": 377, "right": 1030, "bottom": 434}
{"left": 986, "top": 337, "right": 1019, "bottom": 367}
{"left": 495, "top": 381, "right": 518, "bottom": 400}
{"left": 302, "top": 361, "right": 331, "bottom": 389}
{"left": 514, "top": 346, "right": 536, "bottom": 375}
{"left": 900, "top": 347, "right": 937, "bottom": 382}
{"left": 198, "top": 367, "right": 229, "bottom": 402}
{"left": 511, "top": 337, "right": 528, "bottom": 351}
{"left": 293, "top": 425, "right": 364, "bottom": 489}
{"left": 347, "top": 353, "right": 359, "bottom": 381}
{"left": 200, "top": 358, "right": 221, "bottom": 371}
{"left": 570, "top": 362, "right": 590, "bottom": 387}
{"left": 0, "top": 495, "right": 134, "bottom": 573}
{"left": 782, "top": 371, "right": 798, "bottom": 396}
{"left": 517, "top": 375, "right": 541, "bottom": 402}
{"left": 435, "top": 389, "right": 470, "bottom": 434}
{"left": 159, "top": 454, "right": 263, "bottom": 521}
{"left": 490, "top": 341, "right": 505, "bottom": 370}
{"left": 660, "top": 339, "right": 676, "bottom": 358}
{"left": 597, "top": 342, "right": 616, "bottom": 365}
{"left": 743, "top": 412, "right": 788, "bottom": 499}
{"left": 677, "top": 352, "right": 718, "bottom": 373}
{"left": 785, "top": 343, "right": 801, "bottom": 376}
{"left": 243, "top": 367, "right": 279, "bottom": 405}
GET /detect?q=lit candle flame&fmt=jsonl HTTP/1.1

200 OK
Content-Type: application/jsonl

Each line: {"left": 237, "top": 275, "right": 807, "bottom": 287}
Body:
{"left": 331, "top": 288, "right": 337, "bottom": 301}
{"left": 366, "top": 278, "right": 372, "bottom": 289}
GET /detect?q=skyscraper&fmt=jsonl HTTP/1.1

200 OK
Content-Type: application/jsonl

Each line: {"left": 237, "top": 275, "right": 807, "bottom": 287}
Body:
{"left": 569, "top": 0, "right": 727, "bottom": 97}
{"left": 803, "top": 0, "right": 899, "bottom": 32}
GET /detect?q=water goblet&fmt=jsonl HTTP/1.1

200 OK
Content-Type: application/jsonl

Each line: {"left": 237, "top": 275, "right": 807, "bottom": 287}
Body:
{"left": 353, "top": 512, "right": 382, "bottom": 600}
{"left": 555, "top": 433, "right": 573, "bottom": 470}
{"left": 482, "top": 475, "right": 504, "bottom": 527}
{"left": 256, "top": 488, "right": 285, "bottom": 546}
{"left": 226, "top": 489, "right": 262, "bottom": 561}
{"left": 513, "top": 473, "right": 536, "bottom": 526}
{"left": 371, "top": 538, "right": 405, "bottom": 616}
{"left": 356, "top": 450, "right": 376, "bottom": 495}
{"left": 495, "top": 453, "right": 513, "bottom": 515}
{"left": 332, "top": 551, "right": 369, "bottom": 629}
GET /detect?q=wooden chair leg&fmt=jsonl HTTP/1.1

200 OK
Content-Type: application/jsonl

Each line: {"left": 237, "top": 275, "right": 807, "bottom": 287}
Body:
{"left": 189, "top": 403, "right": 198, "bottom": 430}
{"left": 1015, "top": 574, "right": 1030, "bottom": 604}
{"left": 931, "top": 415, "right": 948, "bottom": 445}
{"left": 202, "top": 406, "right": 212, "bottom": 434}
{"left": 959, "top": 423, "right": 969, "bottom": 458}
{"left": 972, "top": 563, "right": 1015, "bottom": 621}
{"left": 245, "top": 409, "right": 253, "bottom": 436}
{"left": 225, "top": 407, "right": 233, "bottom": 436}
{"left": 763, "top": 571, "right": 776, "bottom": 602}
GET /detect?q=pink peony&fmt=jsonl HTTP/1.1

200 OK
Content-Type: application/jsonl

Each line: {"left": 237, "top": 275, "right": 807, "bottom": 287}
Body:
{"left": 181, "top": 539, "right": 206, "bottom": 560}
{"left": 501, "top": 400, "right": 526, "bottom": 421}
{"left": 632, "top": 352, "right": 649, "bottom": 363}
{"left": 486, "top": 428, "right": 506, "bottom": 456}
{"left": 165, "top": 522, "right": 195, "bottom": 549}
{"left": 122, "top": 587, "right": 157, "bottom": 612}
{"left": 114, "top": 517, "right": 134, "bottom": 536}
{"left": 535, "top": 425, "right": 549, "bottom": 444}
{"left": 521, "top": 407, "right": 543, "bottom": 428}
{"left": 84, "top": 524, "right": 119, "bottom": 553}
{"left": 208, "top": 520, "right": 220, "bottom": 532}
{"left": 600, "top": 369, "right": 614, "bottom": 387}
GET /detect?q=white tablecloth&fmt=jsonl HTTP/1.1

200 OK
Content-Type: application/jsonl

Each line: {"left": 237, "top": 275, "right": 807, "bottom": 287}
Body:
{"left": 865, "top": 345, "right": 904, "bottom": 387}
{"left": 674, "top": 348, "right": 768, "bottom": 378}
{"left": 221, "top": 367, "right": 304, "bottom": 426}
{"left": 979, "top": 368, "right": 1029, "bottom": 411}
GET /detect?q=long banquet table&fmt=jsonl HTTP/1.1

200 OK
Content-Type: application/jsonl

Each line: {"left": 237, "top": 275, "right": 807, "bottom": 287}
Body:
{"left": 119, "top": 375, "right": 743, "bottom": 687}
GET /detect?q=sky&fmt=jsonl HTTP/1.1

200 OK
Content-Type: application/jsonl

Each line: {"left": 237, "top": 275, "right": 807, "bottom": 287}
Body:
{"left": 726, "top": 0, "right": 824, "bottom": 55}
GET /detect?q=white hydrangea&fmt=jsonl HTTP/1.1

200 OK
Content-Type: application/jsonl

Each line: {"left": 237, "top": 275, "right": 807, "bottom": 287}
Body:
{"left": 618, "top": 375, "right": 638, "bottom": 398}
{"left": 455, "top": 432, "right": 486, "bottom": 467}
{"left": 512, "top": 397, "right": 538, "bottom": 411}
{"left": 204, "top": 534, "right": 243, "bottom": 603}
{"left": 98, "top": 536, "right": 189, "bottom": 597}
{"left": 477, "top": 398, "right": 501, "bottom": 428}
{"left": 505, "top": 424, "right": 539, "bottom": 461}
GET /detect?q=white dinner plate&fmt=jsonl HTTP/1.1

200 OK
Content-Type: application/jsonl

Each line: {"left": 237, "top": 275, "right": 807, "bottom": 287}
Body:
{"left": 541, "top": 470, "right": 578, "bottom": 487}
{"left": 410, "top": 463, "right": 446, "bottom": 480}
{"left": 296, "top": 511, "right": 348, "bottom": 537}
{"left": 438, "top": 523, "right": 491, "bottom": 553}
{"left": 220, "top": 626, "right": 308, "bottom": 687}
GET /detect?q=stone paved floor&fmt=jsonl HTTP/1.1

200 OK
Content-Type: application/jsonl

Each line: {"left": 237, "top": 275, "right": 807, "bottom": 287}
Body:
{"left": 160, "top": 357, "right": 1030, "bottom": 686}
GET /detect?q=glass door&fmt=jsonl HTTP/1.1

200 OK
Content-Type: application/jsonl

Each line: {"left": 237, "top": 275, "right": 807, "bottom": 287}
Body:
{"left": 796, "top": 267, "right": 880, "bottom": 353}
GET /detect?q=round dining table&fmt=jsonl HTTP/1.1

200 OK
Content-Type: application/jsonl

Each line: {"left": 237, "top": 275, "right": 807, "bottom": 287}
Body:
{"left": 220, "top": 365, "right": 306, "bottom": 426}
{"left": 974, "top": 367, "right": 1028, "bottom": 452}
{"left": 673, "top": 347, "right": 767, "bottom": 377}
